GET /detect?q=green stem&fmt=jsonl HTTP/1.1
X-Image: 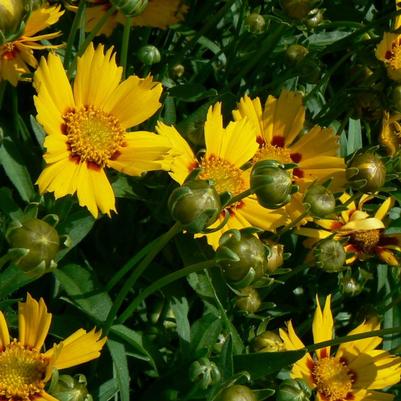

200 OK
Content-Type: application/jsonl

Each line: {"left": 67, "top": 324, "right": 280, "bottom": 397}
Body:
{"left": 306, "top": 326, "right": 401, "bottom": 353}
{"left": 102, "top": 222, "right": 182, "bottom": 334}
{"left": 118, "top": 259, "right": 217, "bottom": 323}
{"left": 68, "top": 5, "right": 117, "bottom": 77}
{"left": 227, "top": 188, "right": 254, "bottom": 206}
{"left": 0, "top": 81, "right": 7, "bottom": 111}
{"left": 121, "top": 16, "right": 131, "bottom": 78}
{"left": 64, "top": 0, "right": 86, "bottom": 69}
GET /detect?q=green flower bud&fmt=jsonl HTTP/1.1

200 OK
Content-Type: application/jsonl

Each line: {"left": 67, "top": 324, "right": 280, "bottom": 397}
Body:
{"left": 391, "top": 85, "right": 401, "bottom": 114}
{"left": 168, "top": 180, "right": 221, "bottom": 233}
{"left": 303, "top": 184, "right": 335, "bottom": 218}
{"left": 280, "top": 0, "right": 319, "bottom": 19}
{"left": 346, "top": 152, "right": 386, "bottom": 193}
{"left": 6, "top": 218, "right": 60, "bottom": 275}
{"left": 236, "top": 286, "right": 261, "bottom": 314}
{"left": 277, "top": 379, "right": 312, "bottom": 401}
{"left": 313, "top": 238, "right": 346, "bottom": 272}
{"left": 49, "top": 374, "right": 93, "bottom": 401}
{"left": 0, "top": 0, "right": 31, "bottom": 44}
{"left": 265, "top": 242, "right": 284, "bottom": 273}
{"left": 305, "top": 8, "right": 324, "bottom": 28}
{"left": 246, "top": 13, "right": 265, "bottom": 34}
{"left": 170, "top": 64, "right": 185, "bottom": 79}
{"left": 286, "top": 44, "right": 309, "bottom": 65}
{"left": 252, "top": 331, "right": 284, "bottom": 352}
{"left": 339, "top": 274, "right": 363, "bottom": 297}
{"left": 189, "top": 357, "right": 221, "bottom": 390}
{"left": 250, "top": 160, "right": 295, "bottom": 209}
{"left": 217, "top": 385, "right": 257, "bottom": 401}
{"left": 110, "top": 0, "right": 148, "bottom": 17}
{"left": 137, "top": 45, "right": 161, "bottom": 65}
{"left": 216, "top": 229, "right": 267, "bottom": 286}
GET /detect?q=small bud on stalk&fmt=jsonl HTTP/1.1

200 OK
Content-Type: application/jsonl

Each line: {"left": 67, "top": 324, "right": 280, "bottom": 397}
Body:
{"left": 137, "top": 45, "right": 161, "bottom": 65}
{"left": 286, "top": 44, "right": 309, "bottom": 65}
{"left": 305, "top": 8, "right": 324, "bottom": 28}
{"left": 303, "top": 184, "right": 336, "bottom": 218}
{"left": 252, "top": 331, "right": 284, "bottom": 352}
{"left": 49, "top": 374, "right": 93, "bottom": 401}
{"left": 170, "top": 64, "right": 185, "bottom": 79}
{"left": 110, "top": 0, "right": 148, "bottom": 17}
{"left": 168, "top": 180, "right": 221, "bottom": 233}
{"left": 189, "top": 357, "right": 221, "bottom": 390}
{"left": 236, "top": 286, "right": 262, "bottom": 314}
{"left": 217, "top": 385, "right": 257, "bottom": 401}
{"left": 246, "top": 13, "right": 265, "bottom": 34}
{"left": 0, "top": 0, "right": 31, "bottom": 44}
{"left": 280, "top": 0, "right": 320, "bottom": 20}
{"left": 277, "top": 379, "right": 312, "bottom": 401}
{"left": 313, "top": 238, "right": 346, "bottom": 272}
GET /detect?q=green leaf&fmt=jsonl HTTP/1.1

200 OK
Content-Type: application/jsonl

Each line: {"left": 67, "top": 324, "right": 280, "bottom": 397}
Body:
{"left": 347, "top": 118, "right": 362, "bottom": 155}
{"left": 233, "top": 350, "right": 305, "bottom": 379}
{"left": 191, "top": 313, "right": 223, "bottom": 354}
{"left": 97, "top": 379, "right": 119, "bottom": 401}
{"left": 0, "top": 264, "right": 34, "bottom": 297}
{"left": 0, "top": 138, "right": 35, "bottom": 202}
{"left": 107, "top": 340, "right": 131, "bottom": 401}
{"left": 30, "top": 115, "right": 45, "bottom": 148}
{"left": 0, "top": 187, "right": 23, "bottom": 220}
{"left": 171, "top": 296, "right": 191, "bottom": 343}
{"left": 169, "top": 84, "right": 218, "bottom": 102}
{"left": 54, "top": 263, "right": 112, "bottom": 322}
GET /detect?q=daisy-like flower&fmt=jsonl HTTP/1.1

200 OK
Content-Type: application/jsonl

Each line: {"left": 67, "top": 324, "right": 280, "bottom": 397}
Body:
{"left": 0, "top": 293, "right": 106, "bottom": 401}
{"left": 280, "top": 295, "right": 401, "bottom": 401}
{"left": 0, "top": 4, "right": 64, "bottom": 86}
{"left": 232, "top": 90, "right": 346, "bottom": 224}
{"left": 34, "top": 43, "right": 172, "bottom": 218}
{"left": 157, "top": 103, "right": 288, "bottom": 249}
{"left": 379, "top": 111, "right": 401, "bottom": 155}
{"left": 297, "top": 194, "right": 401, "bottom": 265}
{"left": 85, "top": 0, "right": 188, "bottom": 37}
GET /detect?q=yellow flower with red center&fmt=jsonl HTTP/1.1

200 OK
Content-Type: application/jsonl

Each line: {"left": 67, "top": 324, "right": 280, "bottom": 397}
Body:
{"left": 297, "top": 194, "right": 401, "bottom": 265}
{"left": 379, "top": 111, "right": 401, "bottom": 155}
{"left": 0, "top": 294, "right": 106, "bottom": 401}
{"left": 232, "top": 90, "right": 346, "bottom": 224}
{"left": 157, "top": 103, "right": 287, "bottom": 249}
{"left": 85, "top": 0, "right": 188, "bottom": 37}
{"left": 280, "top": 295, "right": 401, "bottom": 401}
{"left": 34, "top": 43, "right": 172, "bottom": 218}
{"left": 0, "top": 4, "right": 63, "bottom": 86}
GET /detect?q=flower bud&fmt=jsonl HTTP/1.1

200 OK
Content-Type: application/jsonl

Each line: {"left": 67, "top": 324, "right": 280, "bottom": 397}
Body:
{"left": 49, "top": 374, "right": 93, "bottom": 401}
{"left": 189, "top": 357, "right": 221, "bottom": 390}
{"left": 286, "top": 44, "right": 309, "bottom": 65}
{"left": 216, "top": 229, "right": 267, "bottom": 286}
{"left": 265, "top": 242, "right": 284, "bottom": 273}
{"left": 277, "top": 379, "right": 312, "bottom": 401}
{"left": 303, "top": 184, "right": 335, "bottom": 218}
{"left": 168, "top": 180, "right": 221, "bottom": 233}
{"left": 339, "top": 274, "right": 363, "bottom": 297}
{"left": 346, "top": 152, "right": 386, "bottom": 193}
{"left": 170, "top": 64, "right": 185, "bottom": 79}
{"left": 313, "top": 238, "right": 346, "bottom": 272}
{"left": 246, "top": 13, "right": 265, "bottom": 34}
{"left": 236, "top": 286, "right": 261, "bottom": 314}
{"left": 305, "top": 8, "right": 324, "bottom": 28}
{"left": 6, "top": 218, "right": 60, "bottom": 275}
{"left": 280, "top": 0, "right": 319, "bottom": 20}
{"left": 0, "top": 0, "right": 31, "bottom": 43}
{"left": 250, "top": 160, "right": 294, "bottom": 209}
{"left": 217, "top": 385, "right": 257, "bottom": 401}
{"left": 110, "top": 0, "right": 148, "bottom": 17}
{"left": 252, "top": 331, "right": 284, "bottom": 352}
{"left": 137, "top": 45, "right": 161, "bottom": 65}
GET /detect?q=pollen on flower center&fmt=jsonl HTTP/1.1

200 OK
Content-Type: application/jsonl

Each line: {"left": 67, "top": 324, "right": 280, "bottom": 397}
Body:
{"left": 0, "top": 341, "right": 48, "bottom": 401}
{"left": 351, "top": 229, "right": 381, "bottom": 253}
{"left": 385, "top": 39, "right": 401, "bottom": 70}
{"left": 1, "top": 43, "right": 17, "bottom": 60}
{"left": 312, "top": 356, "right": 355, "bottom": 401}
{"left": 63, "top": 105, "right": 126, "bottom": 167}
{"left": 199, "top": 155, "right": 247, "bottom": 196}
{"left": 253, "top": 144, "right": 292, "bottom": 164}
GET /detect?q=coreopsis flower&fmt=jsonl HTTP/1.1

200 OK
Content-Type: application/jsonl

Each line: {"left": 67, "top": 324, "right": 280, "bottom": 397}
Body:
{"left": 157, "top": 103, "right": 287, "bottom": 249}
{"left": 379, "top": 111, "right": 401, "bottom": 155}
{"left": 85, "top": 0, "right": 188, "bottom": 37}
{"left": 0, "top": 294, "right": 106, "bottom": 401}
{"left": 280, "top": 295, "right": 401, "bottom": 401}
{"left": 297, "top": 194, "right": 401, "bottom": 265}
{"left": 34, "top": 43, "right": 172, "bottom": 218}
{"left": 232, "top": 90, "right": 346, "bottom": 224}
{"left": 0, "top": 4, "right": 64, "bottom": 86}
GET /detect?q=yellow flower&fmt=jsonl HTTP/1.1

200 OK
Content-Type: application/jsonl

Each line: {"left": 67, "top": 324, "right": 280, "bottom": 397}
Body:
{"left": 0, "top": 293, "right": 106, "bottom": 401}
{"left": 280, "top": 295, "right": 401, "bottom": 401}
{"left": 379, "top": 111, "right": 401, "bottom": 155}
{"left": 157, "top": 103, "right": 287, "bottom": 249}
{"left": 85, "top": 0, "right": 188, "bottom": 37}
{"left": 0, "top": 4, "right": 64, "bottom": 86}
{"left": 297, "top": 194, "right": 401, "bottom": 265}
{"left": 34, "top": 43, "right": 171, "bottom": 218}
{"left": 232, "top": 90, "right": 346, "bottom": 224}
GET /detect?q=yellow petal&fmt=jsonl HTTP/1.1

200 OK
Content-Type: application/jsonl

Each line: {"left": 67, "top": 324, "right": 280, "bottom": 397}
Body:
{"left": 232, "top": 95, "right": 264, "bottom": 138}
{"left": 375, "top": 197, "right": 395, "bottom": 221}
{"left": 0, "top": 311, "right": 10, "bottom": 349}
{"left": 312, "top": 295, "right": 333, "bottom": 357}
{"left": 340, "top": 217, "right": 385, "bottom": 232}
{"left": 362, "top": 391, "right": 395, "bottom": 401}
{"left": 24, "top": 5, "right": 64, "bottom": 37}
{"left": 377, "top": 248, "right": 399, "bottom": 266}
{"left": 18, "top": 293, "right": 52, "bottom": 350}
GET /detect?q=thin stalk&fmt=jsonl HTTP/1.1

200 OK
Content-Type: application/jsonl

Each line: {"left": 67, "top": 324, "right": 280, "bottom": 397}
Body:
{"left": 118, "top": 259, "right": 217, "bottom": 323}
{"left": 0, "top": 81, "right": 7, "bottom": 110}
{"left": 64, "top": 0, "right": 86, "bottom": 69}
{"left": 227, "top": 188, "right": 254, "bottom": 206}
{"left": 121, "top": 16, "right": 131, "bottom": 78}
{"left": 102, "top": 222, "right": 182, "bottom": 334}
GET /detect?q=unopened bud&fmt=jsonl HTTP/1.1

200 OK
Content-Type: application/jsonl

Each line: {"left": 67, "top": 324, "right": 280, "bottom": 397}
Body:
{"left": 217, "top": 385, "right": 257, "bottom": 401}
{"left": 280, "top": 0, "right": 319, "bottom": 20}
{"left": 305, "top": 8, "right": 324, "bottom": 28}
{"left": 252, "top": 331, "right": 284, "bottom": 352}
{"left": 110, "top": 0, "right": 148, "bottom": 17}
{"left": 49, "top": 374, "right": 92, "bottom": 401}
{"left": 137, "top": 44, "right": 161, "bottom": 65}
{"left": 303, "top": 184, "right": 335, "bottom": 218}
{"left": 286, "top": 44, "right": 309, "bottom": 65}
{"left": 189, "top": 357, "right": 221, "bottom": 390}
{"left": 246, "top": 13, "right": 265, "bottom": 33}
{"left": 277, "top": 379, "right": 312, "bottom": 401}
{"left": 313, "top": 238, "right": 346, "bottom": 272}
{"left": 236, "top": 286, "right": 261, "bottom": 314}
{"left": 265, "top": 242, "right": 284, "bottom": 273}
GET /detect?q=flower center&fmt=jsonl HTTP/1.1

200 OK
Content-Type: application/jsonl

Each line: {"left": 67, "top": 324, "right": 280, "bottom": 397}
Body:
{"left": 385, "top": 38, "right": 401, "bottom": 70}
{"left": 253, "top": 144, "right": 293, "bottom": 164}
{"left": 199, "top": 155, "right": 247, "bottom": 196}
{"left": 351, "top": 229, "right": 381, "bottom": 254}
{"left": 63, "top": 105, "right": 126, "bottom": 167}
{"left": 0, "top": 341, "right": 48, "bottom": 401}
{"left": 1, "top": 43, "right": 17, "bottom": 61}
{"left": 312, "top": 357, "right": 355, "bottom": 401}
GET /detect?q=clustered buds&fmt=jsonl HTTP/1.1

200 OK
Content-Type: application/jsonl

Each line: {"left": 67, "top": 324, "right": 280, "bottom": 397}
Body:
{"left": 189, "top": 357, "right": 221, "bottom": 390}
